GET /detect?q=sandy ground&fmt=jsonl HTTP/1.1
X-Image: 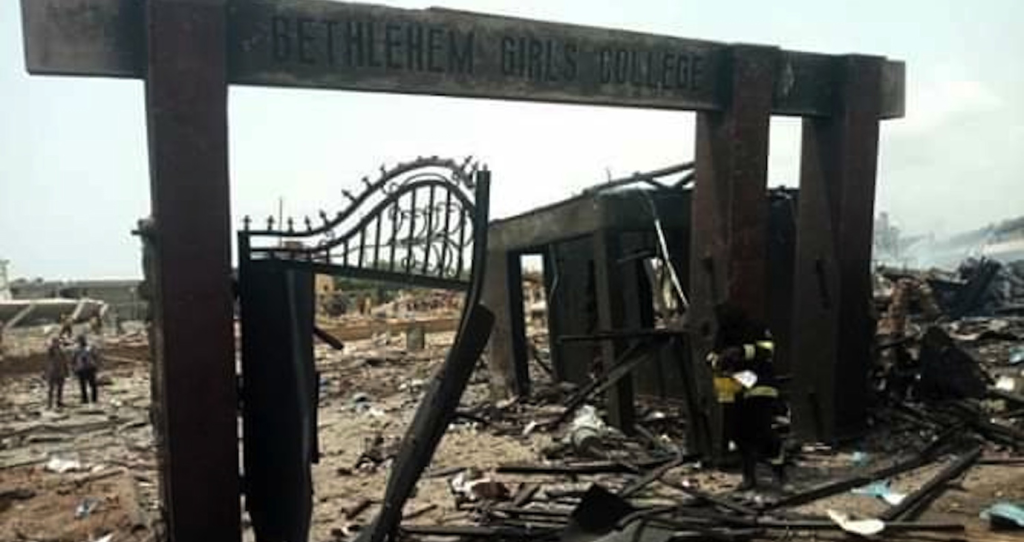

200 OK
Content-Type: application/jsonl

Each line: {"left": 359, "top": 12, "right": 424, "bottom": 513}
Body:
{"left": 2, "top": 321, "right": 1023, "bottom": 542}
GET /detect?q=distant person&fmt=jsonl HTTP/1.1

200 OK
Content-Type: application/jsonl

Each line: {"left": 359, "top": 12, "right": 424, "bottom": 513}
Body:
{"left": 113, "top": 311, "right": 124, "bottom": 335}
{"left": 90, "top": 314, "right": 103, "bottom": 336}
{"left": 45, "top": 336, "right": 69, "bottom": 409}
{"left": 72, "top": 335, "right": 100, "bottom": 404}
{"left": 59, "top": 313, "right": 74, "bottom": 340}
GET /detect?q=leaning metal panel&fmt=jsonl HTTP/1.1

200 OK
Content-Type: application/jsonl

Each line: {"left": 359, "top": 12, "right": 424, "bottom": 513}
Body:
{"left": 240, "top": 156, "right": 481, "bottom": 289}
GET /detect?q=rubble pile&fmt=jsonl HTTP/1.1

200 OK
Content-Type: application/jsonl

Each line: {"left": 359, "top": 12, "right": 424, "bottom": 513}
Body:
{"left": 2, "top": 262, "right": 1024, "bottom": 542}
{"left": 0, "top": 331, "right": 158, "bottom": 542}
{"left": 310, "top": 327, "right": 1022, "bottom": 542}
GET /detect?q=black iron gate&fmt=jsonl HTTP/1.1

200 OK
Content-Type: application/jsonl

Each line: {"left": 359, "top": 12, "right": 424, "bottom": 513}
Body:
{"left": 237, "top": 157, "right": 490, "bottom": 542}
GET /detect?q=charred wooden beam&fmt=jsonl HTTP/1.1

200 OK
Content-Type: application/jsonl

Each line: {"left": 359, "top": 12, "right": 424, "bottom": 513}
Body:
{"left": 497, "top": 457, "right": 673, "bottom": 476}
{"left": 880, "top": 446, "right": 982, "bottom": 522}
{"left": 767, "top": 423, "right": 963, "bottom": 511}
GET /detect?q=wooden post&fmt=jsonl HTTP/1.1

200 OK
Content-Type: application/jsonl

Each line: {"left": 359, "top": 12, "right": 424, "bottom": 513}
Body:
{"left": 145, "top": 1, "right": 241, "bottom": 540}
{"left": 688, "top": 45, "right": 776, "bottom": 459}
{"left": 593, "top": 229, "right": 635, "bottom": 432}
{"left": 791, "top": 56, "right": 883, "bottom": 442}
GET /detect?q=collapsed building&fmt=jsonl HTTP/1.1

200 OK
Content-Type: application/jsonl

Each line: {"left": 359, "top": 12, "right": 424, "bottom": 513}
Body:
{"left": 483, "top": 165, "right": 803, "bottom": 457}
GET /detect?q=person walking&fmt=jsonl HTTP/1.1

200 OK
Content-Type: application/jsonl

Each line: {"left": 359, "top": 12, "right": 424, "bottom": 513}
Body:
{"left": 45, "top": 336, "right": 68, "bottom": 409}
{"left": 708, "top": 302, "right": 786, "bottom": 491}
{"left": 72, "top": 335, "right": 100, "bottom": 404}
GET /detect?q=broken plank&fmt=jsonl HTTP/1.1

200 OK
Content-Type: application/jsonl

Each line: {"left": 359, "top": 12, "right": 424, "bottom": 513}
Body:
{"left": 619, "top": 455, "right": 684, "bottom": 498}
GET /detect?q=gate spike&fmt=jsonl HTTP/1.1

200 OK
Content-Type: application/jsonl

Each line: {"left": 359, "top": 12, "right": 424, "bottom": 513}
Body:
{"left": 287, "top": 217, "right": 294, "bottom": 232}
{"left": 304, "top": 216, "right": 313, "bottom": 231}
{"left": 319, "top": 210, "right": 329, "bottom": 224}
{"left": 343, "top": 189, "right": 356, "bottom": 202}
{"left": 242, "top": 215, "right": 251, "bottom": 231}
{"left": 362, "top": 176, "right": 372, "bottom": 189}
{"left": 267, "top": 216, "right": 275, "bottom": 230}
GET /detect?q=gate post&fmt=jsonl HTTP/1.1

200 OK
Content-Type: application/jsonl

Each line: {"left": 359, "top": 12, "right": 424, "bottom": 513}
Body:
{"left": 688, "top": 45, "right": 776, "bottom": 459}
{"left": 145, "top": 1, "right": 241, "bottom": 540}
{"left": 791, "top": 56, "right": 883, "bottom": 442}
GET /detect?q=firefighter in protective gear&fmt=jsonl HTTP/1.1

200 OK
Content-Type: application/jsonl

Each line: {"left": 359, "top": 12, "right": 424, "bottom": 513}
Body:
{"left": 708, "top": 303, "right": 786, "bottom": 491}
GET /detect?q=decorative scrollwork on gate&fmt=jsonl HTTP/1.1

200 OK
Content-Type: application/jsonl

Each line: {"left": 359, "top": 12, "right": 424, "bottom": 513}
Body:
{"left": 239, "top": 156, "right": 489, "bottom": 288}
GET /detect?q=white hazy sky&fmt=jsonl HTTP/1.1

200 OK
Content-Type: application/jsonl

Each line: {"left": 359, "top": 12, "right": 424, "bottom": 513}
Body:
{"left": 2, "top": 0, "right": 1023, "bottom": 280}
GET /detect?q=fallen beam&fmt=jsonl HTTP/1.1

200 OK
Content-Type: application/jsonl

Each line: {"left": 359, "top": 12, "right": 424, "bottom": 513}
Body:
{"left": 399, "top": 524, "right": 557, "bottom": 538}
{"left": 619, "top": 455, "right": 685, "bottom": 498}
{"left": 655, "top": 509, "right": 965, "bottom": 534}
{"left": 879, "top": 446, "right": 982, "bottom": 522}
{"left": 768, "top": 425, "right": 961, "bottom": 510}
{"left": 497, "top": 457, "right": 673, "bottom": 476}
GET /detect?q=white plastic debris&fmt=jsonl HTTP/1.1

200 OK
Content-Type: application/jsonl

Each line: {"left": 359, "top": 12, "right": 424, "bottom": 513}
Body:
{"left": 45, "top": 457, "right": 83, "bottom": 474}
{"left": 732, "top": 370, "right": 758, "bottom": 389}
{"left": 996, "top": 376, "right": 1018, "bottom": 392}
{"left": 851, "top": 480, "right": 906, "bottom": 506}
{"left": 449, "top": 469, "right": 508, "bottom": 502}
{"left": 569, "top": 406, "right": 608, "bottom": 453}
{"left": 826, "top": 509, "right": 885, "bottom": 536}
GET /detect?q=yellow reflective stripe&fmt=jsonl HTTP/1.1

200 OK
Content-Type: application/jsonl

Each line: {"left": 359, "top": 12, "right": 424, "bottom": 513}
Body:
{"left": 747, "top": 385, "right": 779, "bottom": 398}
{"left": 755, "top": 340, "right": 775, "bottom": 354}
{"left": 743, "top": 344, "right": 756, "bottom": 360}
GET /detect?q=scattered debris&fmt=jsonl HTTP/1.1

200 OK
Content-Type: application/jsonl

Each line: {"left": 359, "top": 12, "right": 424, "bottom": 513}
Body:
{"left": 981, "top": 502, "right": 1024, "bottom": 529}
{"left": 75, "top": 497, "right": 99, "bottom": 519}
{"left": 826, "top": 509, "right": 886, "bottom": 536}
{"left": 851, "top": 479, "right": 906, "bottom": 505}
{"left": 45, "top": 456, "right": 83, "bottom": 474}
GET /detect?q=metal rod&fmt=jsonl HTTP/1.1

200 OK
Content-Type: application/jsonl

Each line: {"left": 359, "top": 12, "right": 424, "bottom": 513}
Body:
{"left": 423, "top": 185, "right": 435, "bottom": 274}
{"left": 390, "top": 199, "right": 399, "bottom": 272}
{"left": 456, "top": 209, "right": 467, "bottom": 279}
{"left": 406, "top": 188, "right": 418, "bottom": 273}
{"left": 358, "top": 227, "right": 366, "bottom": 268}
{"left": 439, "top": 190, "right": 453, "bottom": 278}
{"left": 373, "top": 215, "right": 382, "bottom": 269}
